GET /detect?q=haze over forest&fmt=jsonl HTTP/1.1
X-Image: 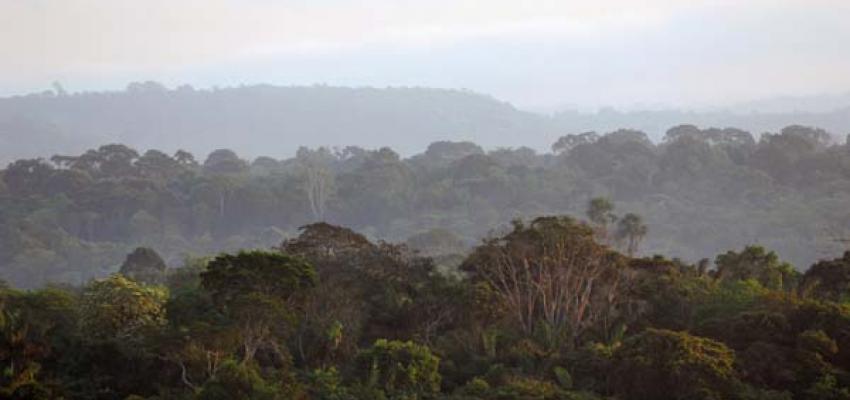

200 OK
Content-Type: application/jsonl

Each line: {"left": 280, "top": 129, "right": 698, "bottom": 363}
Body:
{"left": 4, "top": 83, "right": 850, "bottom": 287}
{"left": 3, "top": 83, "right": 850, "bottom": 166}
{"left": 3, "top": 1, "right": 850, "bottom": 399}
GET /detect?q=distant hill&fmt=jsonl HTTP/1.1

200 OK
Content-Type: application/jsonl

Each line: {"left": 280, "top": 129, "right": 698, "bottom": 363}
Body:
{"left": 2, "top": 83, "right": 850, "bottom": 165}
{"left": 0, "top": 83, "right": 552, "bottom": 165}
{"left": 551, "top": 107, "right": 850, "bottom": 144}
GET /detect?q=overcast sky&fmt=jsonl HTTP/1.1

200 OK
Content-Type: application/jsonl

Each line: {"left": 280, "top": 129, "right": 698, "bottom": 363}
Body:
{"left": 2, "top": 0, "right": 850, "bottom": 111}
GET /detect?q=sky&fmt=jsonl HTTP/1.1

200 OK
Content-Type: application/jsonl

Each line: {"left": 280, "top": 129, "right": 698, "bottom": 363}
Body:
{"left": 2, "top": 0, "right": 850, "bottom": 111}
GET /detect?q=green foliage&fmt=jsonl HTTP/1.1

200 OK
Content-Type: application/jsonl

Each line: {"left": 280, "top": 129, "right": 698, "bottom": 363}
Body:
{"left": 805, "top": 375, "right": 850, "bottom": 400}
{"left": 613, "top": 328, "right": 737, "bottom": 400}
{"left": 0, "top": 285, "right": 79, "bottom": 398}
{"left": 715, "top": 246, "right": 798, "bottom": 291}
{"left": 801, "top": 251, "right": 850, "bottom": 303}
{"left": 453, "top": 377, "right": 491, "bottom": 397}
{"left": 798, "top": 329, "right": 838, "bottom": 356}
{"left": 1, "top": 216, "right": 850, "bottom": 398}
{"left": 196, "top": 360, "right": 279, "bottom": 400}
{"left": 79, "top": 274, "right": 167, "bottom": 345}
{"left": 200, "top": 250, "right": 316, "bottom": 364}
{"left": 304, "top": 367, "right": 354, "bottom": 400}
{"left": 201, "top": 250, "right": 316, "bottom": 306}
{"left": 2, "top": 126, "right": 850, "bottom": 290}
{"left": 452, "top": 374, "right": 601, "bottom": 400}
{"left": 694, "top": 279, "right": 769, "bottom": 328}
{"left": 489, "top": 376, "right": 564, "bottom": 399}
{"left": 355, "top": 339, "right": 441, "bottom": 397}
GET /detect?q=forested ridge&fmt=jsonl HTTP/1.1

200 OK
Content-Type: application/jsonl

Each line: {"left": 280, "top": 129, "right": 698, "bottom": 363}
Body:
{"left": 5, "top": 83, "right": 850, "bottom": 166}
{"left": 0, "top": 84, "right": 546, "bottom": 164}
{"left": 3, "top": 123, "right": 850, "bottom": 287}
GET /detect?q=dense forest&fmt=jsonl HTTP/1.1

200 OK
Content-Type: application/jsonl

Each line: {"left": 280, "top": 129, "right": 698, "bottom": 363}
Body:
{"left": 3, "top": 123, "right": 850, "bottom": 287}
{"left": 5, "top": 0, "right": 850, "bottom": 396}
{"left": 3, "top": 117, "right": 850, "bottom": 398}
{"left": 5, "top": 84, "right": 850, "bottom": 166}
{"left": 0, "top": 216, "right": 849, "bottom": 399}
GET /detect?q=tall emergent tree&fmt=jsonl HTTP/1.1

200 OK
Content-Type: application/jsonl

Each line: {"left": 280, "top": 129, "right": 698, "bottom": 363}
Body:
{"left": 462, "top": 216, "right": 626, "bottom": 342}
{"left": 200, "top": 250, "right": 317, "bottom": 364}
{"left": 296, "top": 146, "right": 336, "bottom": 221}
{"left": 79, "top": 274, "right": 167, "bottom": 346}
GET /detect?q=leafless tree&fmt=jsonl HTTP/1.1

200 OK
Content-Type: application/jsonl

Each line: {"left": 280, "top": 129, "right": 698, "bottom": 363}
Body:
{"left": 297, "top": 147, "right": 335, "bottom": 221}
{"left": 463, "top": 216, "right": 627, "bottom": 344}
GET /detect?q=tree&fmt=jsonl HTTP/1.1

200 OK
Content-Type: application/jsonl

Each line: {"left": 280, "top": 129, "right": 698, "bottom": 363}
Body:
{"left": 411, "top": 141, "right": 485, "bottom": 171}
{"left": 161, "top": 273, "right": 240, "bottom": 391}
{"left": 613, "top": 329, "right": 737, "bottom": 400}
{"left": 304, "top": 367, "right": 354, "bottom": 400}
{"left": 424, "top": 141, "right": 484, "bottom": 162}
{"left": 462, "top": 216, "right": 626, "bottom": 342}
{"left": 0, "top": 287, "right": 78, "bottom": 398}
{"left": 715, "top": 246, "right": 798, "bottom": 291}
{"left": 281, "top": 223, "right": 439, "bottom": 360}
{"left": 250, "top": 156, "right": 281, "bottom": 176}
{"left": 200, "top": 251, "right": 316, "bottom": 364}
{"left": 800, "top": 251, "right": 850, "bottom": 302}
{"left": 804, "top": 374, "right": 850, "bottom": 400}
{"left": 586, "top": 197, "right": 617, "bottom": 242}
{"left": 135, "top": 149, "right": 186, "bottom": 181}
{"left": 663, "top": 124, "right": 703, "bottom": 143}
{"left": 355, "top": 339, "right": 441, "bottom": 397}
{"left": 615, "top": 213, "right": 648, "bottom": 256}
{"left": 119, "top": 247, "right": 168, "bottom": 285}
{"left": 174, "top": 149, "right": 199, "bottom": 168}
{"left": 487, "top": 146, "right": 541, "bottom": 169}
{"left": 45, "top": 167, "right": 92, "bottom": 195}
{"left": 79, "top": 274, "right": 167, "bottom": 346}
{"left": 604, "top": 129, "right": 653, "bottom": 147}
{"left": 196, "top": 359, "right": 279, "bottom": 400}
{"left": 2, "top": 159, "right": 54, "bottom": 196}
{"left": 203, "top": 149, "right": 247, "bottom": 176}
{"left": 552, "top": 132, "right": 599, "bottom": 154}
{"left": 658, "top": 132, "right": 734, "bottom": 185}
{"left": 750, "top": 125, "right": 832, "bottom": 184}
{"left": 280, "top": 223, "right": 376, "bottom": 263}
{"left": 296, "top": 147, "right": 336, "bottom": 221}
{"left": 69, "top": 144, "right": 140, "bottom": 179}
{"left": 336, "top": 147, "right": 415, "bottom": 226}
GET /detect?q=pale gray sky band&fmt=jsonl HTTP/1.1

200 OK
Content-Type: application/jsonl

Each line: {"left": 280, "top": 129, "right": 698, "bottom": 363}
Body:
{"left": 2, "top": 0, "right": 849, "bottom": 110}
